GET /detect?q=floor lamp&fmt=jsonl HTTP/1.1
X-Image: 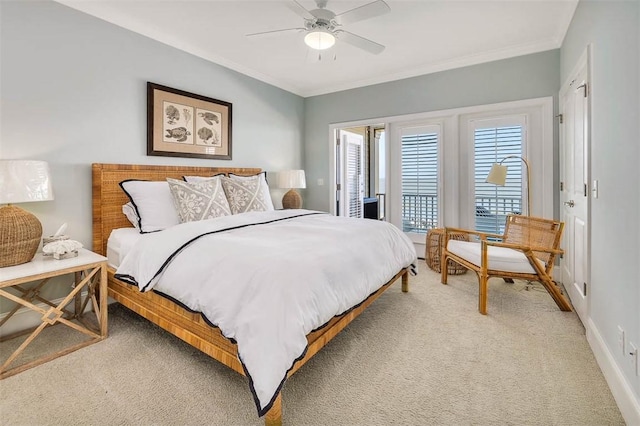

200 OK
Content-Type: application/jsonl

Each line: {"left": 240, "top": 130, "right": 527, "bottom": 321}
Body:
{"left": 485, "top": 155, "right": 531, "bottom": 217}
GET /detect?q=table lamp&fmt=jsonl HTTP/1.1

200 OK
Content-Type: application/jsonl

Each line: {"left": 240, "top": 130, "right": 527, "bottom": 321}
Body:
{"left": 278, "top": 170, "right": 306, "bottom": 209}
{"left": 0, "top": 160, "right": 54, "bottom": 267}
{"left": 485, "top": 155, "right": 530, "bottom": 216}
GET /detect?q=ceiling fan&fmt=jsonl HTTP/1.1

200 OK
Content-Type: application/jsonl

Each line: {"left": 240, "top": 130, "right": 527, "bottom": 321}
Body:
{"left": 246, "top": 0, "right": 390, "bottom": 55}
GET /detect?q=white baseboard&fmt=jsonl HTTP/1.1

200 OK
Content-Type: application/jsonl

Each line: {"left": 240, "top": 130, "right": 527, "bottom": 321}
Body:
{"left": 587, "top": 317, "right": 640, "bottom": 425}
{"left": 0, "top": 292, "right": 93, "bottom": 337}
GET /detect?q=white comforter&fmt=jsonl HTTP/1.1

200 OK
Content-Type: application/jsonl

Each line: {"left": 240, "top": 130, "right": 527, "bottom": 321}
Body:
{"left": 115, "top": 209, "right": 416, "bottom": 415}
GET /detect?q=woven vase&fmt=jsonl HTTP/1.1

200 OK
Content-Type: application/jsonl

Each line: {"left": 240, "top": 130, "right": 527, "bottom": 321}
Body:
{"left": 0, "top": 205, "right": 42, "bottom": 267}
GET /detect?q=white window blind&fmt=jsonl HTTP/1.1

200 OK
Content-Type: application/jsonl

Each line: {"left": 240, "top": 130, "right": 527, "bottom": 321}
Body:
{"left": 401, "top": 127, "right": 439, "bottom": 234}
{"left": 474, "top": 121, "right": 524, "bottom": 234}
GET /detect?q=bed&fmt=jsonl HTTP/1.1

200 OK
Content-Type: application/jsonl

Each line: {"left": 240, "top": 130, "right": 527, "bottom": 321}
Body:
{"left": 92, "top": 163, "right": 415, "bottom": 425}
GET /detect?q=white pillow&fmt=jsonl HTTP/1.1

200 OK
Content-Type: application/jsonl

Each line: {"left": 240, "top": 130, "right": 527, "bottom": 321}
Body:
{"left": 119, "top": 180, "right": 180, "bottom": 233}
{"left": 166, "top": 177, "right": 231, "bottom": 222}
{"left": 122, "top": 202, "right": 140, "bottom": 230}
{"left": 219, "top": 173, "right": 275, "bottom": 214}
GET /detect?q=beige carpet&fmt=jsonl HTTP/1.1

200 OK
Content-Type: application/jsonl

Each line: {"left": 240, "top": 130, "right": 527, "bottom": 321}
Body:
{"left": 0, "top": 266, "right": 625, "bottom": 425}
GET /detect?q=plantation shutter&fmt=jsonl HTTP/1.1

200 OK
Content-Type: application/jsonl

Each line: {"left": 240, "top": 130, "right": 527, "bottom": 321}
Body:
{"left": 401, "top": 127, "right": 439, "bottom": 234}
{"left": 346, "top": 137, "right": 363, "bottom": 218}
{"left": 473, "top": 118, "right": 525, "bottom": 234}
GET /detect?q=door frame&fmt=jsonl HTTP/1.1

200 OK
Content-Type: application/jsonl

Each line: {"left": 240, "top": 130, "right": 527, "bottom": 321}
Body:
{"left": 559, "top": 45, "right": 592, "bottom": 320}
{"left": 329, "top": 121, "right": 388, "bottom": 216}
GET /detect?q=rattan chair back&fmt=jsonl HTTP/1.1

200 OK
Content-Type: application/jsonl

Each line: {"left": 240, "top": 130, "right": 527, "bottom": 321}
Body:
{"left": 502, "top": 215, "right": 563, "bottom": 273}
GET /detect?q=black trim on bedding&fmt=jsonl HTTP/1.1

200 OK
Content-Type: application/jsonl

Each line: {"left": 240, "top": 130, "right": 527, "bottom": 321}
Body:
{"left": 181, "top": 173, "right": 226, "bottom": 182}
{"left": 243, "top": 343, "right": 309, "bottom": 417}
{"left": 114, "top": 262, "right": 411, "bottom": 417}
{"left": 111, "top": 211, "right": 411, "bottom": 418}
{"left": 114, "top": 274, "right": 138, "bottom": 286}
{"left": 109, "top": 277, "right": 240, "bottom": 345}
{"left": 152, "top": 289, "right": 239, "bottom": 345}
{"left": 139, "top": 211, "right": 325, "bottom": 292}
{"left": 118, "top": 179, "right": 163, "bottom": 235}
{"left": 308, "top": 267, "right": 408, "bottom": 334}
{"left": 250, "top": 266, "right": 411, "bottom": 417}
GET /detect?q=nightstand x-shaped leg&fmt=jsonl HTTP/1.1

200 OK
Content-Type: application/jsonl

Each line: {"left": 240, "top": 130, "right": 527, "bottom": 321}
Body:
{"left": 0, "top": 264, "right": 105, "bottom": 378}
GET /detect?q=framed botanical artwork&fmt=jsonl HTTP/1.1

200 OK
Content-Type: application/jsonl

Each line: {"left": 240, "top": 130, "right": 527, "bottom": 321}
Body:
{"left": 147, "top": 82, "right": 232, "bottom": 160}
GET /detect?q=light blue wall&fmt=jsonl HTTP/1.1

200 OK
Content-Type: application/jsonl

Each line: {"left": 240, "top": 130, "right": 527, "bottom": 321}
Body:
{"left": 561, "top": 0, "right": 640, "bottom": 406}
{"left": 0, "top": 0, "right": 305, "bottom": 251}
{"left": 303, "top": 50, "right": 561, "bottom": 211}
{"left": 3, "top": 1, "right": 639, "bottom": 414}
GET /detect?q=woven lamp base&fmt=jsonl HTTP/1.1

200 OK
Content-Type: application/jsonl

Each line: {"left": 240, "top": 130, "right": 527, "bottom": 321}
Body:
{"left": 0, "top": 205, "right": 43, "bottom": 267}
{"left": 282, "top": 189, "right": 302, "bottom": 209}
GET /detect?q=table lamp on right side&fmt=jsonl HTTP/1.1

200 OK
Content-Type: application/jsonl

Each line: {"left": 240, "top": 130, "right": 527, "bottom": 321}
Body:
{"left": 278, "top": 170, "right": 306, "bottom": 209}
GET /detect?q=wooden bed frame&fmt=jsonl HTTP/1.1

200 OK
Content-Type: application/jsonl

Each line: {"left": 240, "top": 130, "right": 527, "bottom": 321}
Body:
{"left": 92, "top": 163, "right": 409, "bottom": 426}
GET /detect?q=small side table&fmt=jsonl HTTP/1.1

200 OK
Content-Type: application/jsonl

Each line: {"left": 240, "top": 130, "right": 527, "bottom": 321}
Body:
{"left": 425, "top": 228, "right": 469, "bottom": 274}
{"left": 0, "top": 248, "right": 108, "bottom": 379}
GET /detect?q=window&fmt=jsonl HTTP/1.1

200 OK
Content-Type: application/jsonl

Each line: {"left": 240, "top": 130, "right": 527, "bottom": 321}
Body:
{"left": 401, "top": 125, "right": 439, "bottom": 234}
{"left": 473, "top": 117, "right": 526, "bottom": 234}
{"left": 330, "top": 97, "right": 553, "bottom": 247}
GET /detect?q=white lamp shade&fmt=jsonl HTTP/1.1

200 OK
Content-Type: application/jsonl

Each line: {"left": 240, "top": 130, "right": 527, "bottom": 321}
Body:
{"left": 278, "top": 170, "right": 306, "bottom": 189}
{"left": 304, "top": 31, "right": 335, "bottom": 50}
{"left": 0, "top": 160, "right": 54, "bottom": 204}
{"left": 485, "top": 163, "right": 508, "bottom": 186}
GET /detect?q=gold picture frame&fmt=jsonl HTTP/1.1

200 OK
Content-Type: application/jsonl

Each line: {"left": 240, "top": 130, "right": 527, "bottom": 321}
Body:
{"left": 147, "top": 82, "right": 232, "bottom": 160}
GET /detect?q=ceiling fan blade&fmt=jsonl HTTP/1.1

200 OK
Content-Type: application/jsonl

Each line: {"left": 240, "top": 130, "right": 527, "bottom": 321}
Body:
{"left": 335, "top": 30, "right": 385, "bottom": 54}
{"left": 334, "top": 0, "right": 390, "bottom": 26}
{"left": 286, "top": 0, "right": 316, "bottom": 20}
{"left": 246, "top": 28, "right": 305, "bottom": 39}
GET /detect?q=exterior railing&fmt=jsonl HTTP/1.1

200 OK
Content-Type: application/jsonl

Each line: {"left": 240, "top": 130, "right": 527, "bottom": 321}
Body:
{"left": 401, "top": 194, "right": 522, "bottom": 234}
{"left": 475, "top": 196, "right": 522, "bottom": 216}
{"left": 401, "top": 194, "right": 438, "bottom": 233}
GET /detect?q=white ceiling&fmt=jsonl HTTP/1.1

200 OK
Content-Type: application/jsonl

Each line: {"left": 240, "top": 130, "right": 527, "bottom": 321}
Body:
{"left": 56, "top": 0, "right": 578, "bottom": 97}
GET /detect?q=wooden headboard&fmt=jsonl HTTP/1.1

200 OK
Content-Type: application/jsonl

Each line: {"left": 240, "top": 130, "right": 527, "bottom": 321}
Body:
{"left": 91, "top": 163, "right": 262, "bottom": 256}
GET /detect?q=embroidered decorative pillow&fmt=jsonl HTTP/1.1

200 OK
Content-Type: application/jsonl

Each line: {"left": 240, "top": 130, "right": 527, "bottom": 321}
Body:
{"left": 119, "top": 180, "right": 180, "bottom": 233}
{"left": 166, "top": 177, "right": 231, "bottom": 222}
{"left": 221, "top": 173, "right": 275, "bottom": 214}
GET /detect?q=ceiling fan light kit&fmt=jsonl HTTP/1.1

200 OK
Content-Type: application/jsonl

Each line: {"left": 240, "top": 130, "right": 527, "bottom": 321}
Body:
{"left": 247, "top": 0, "right": 390, "bottom": 55}
{"left": 304, "top": 30, "right": 335, "bottom": 50}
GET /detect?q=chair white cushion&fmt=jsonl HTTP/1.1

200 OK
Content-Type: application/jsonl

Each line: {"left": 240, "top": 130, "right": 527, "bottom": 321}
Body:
{"left": 447, "top": 240, "right": 539, "bottom": 274}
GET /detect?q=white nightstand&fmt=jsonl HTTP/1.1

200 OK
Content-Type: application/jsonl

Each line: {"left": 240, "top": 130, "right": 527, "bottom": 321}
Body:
{"left": 0, "top": 248, "right": 108, "bottom": 379}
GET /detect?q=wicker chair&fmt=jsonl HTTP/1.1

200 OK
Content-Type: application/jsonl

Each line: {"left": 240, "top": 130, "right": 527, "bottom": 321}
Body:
{"left": 441, "top": 215, "right": 572, "bottom": 315}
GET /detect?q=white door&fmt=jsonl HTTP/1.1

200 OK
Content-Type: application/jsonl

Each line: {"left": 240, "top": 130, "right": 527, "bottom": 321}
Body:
{"left": 339, "top": 130, "right": 364, "bottom": 218}
{"left": 560, "top": 55, "right": 590, "bottom": 324}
